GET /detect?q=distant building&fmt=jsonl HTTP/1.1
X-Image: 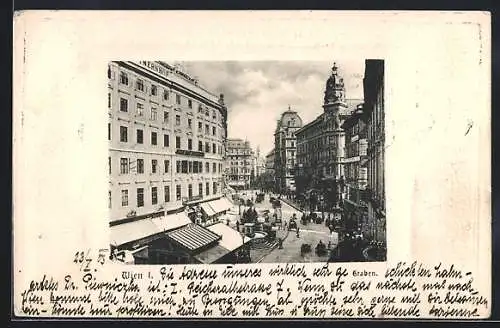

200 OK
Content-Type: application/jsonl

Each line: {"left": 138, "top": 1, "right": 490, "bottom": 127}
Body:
{"left": 274, "top": 108, "right": 303, "bottom": 194}
{"left": 261, "top": 148, "right": 276, "bottom": 191}
{"left": 226, "top": 138, "right": 255, "bottom": 190}
{"left": 254, "top": 147, "right": 266, "bottom": 178}
{"left": 364, "top": 59, "right": 386, "bottom": 250}
{"left": 295, "top": 62, "right": 360, "bottom": 214}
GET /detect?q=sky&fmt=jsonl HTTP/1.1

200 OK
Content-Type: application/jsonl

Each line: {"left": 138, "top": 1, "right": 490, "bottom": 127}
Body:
{"left": 180, "top": 60, "right": 366, "bottom": 156}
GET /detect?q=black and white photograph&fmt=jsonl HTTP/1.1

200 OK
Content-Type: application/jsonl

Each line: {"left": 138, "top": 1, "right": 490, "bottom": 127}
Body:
{"left": 13, "top": 11, "right": 491, "bottom": 320}
{"left": 108, "top": 60, "right": 386, "bottom": 265}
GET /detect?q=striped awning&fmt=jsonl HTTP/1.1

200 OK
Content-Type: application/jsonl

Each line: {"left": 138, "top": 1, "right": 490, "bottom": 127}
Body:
{"left": 166, "top": 224, "right": 221, "bottom": 251}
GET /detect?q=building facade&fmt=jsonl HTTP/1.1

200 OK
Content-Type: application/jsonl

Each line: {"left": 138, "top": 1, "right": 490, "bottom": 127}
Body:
{"left": 364, "top": 59, "right": 386, "bottom": 251}
{"left": 274, "top": 108, "right": 303, "bottom": 194}
{"left": 254, "top": 147, "right": 266, "bottom": 178}
{"left": 226, "top": 138, "right": 255, "bottom": 190}
{"left": 260, "top": 148, "right": 275, "bottom": 192}
{"left": 108, "top": 61, "right": 237, "bottom": 264}
{"left": 341, "top": 104, "right": 369, "bottom": 236}
{"left": 295, "top": 63, "right": 359, "bottom": 213}
{"left": 265, "top": 148, "right": 275, "bottom": 176}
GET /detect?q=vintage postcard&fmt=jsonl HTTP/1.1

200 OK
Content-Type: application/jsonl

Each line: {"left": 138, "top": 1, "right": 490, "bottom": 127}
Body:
{"left": 12, "top": 11, "right": 491, "bottom": 319}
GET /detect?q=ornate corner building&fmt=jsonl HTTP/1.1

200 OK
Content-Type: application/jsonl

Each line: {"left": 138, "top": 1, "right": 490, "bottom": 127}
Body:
{"left": 295, "top": 63, "right": 357, "bottom": 214}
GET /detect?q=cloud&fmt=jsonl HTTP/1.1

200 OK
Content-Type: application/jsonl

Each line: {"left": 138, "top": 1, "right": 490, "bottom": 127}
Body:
{"left": 180, "top": 60, "right": 365, "bottom": 155}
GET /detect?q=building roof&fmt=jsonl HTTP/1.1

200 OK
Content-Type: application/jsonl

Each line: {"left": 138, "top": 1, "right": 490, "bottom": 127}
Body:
{"left": 346, "top": 98, "right": 364, "bottom": 110}
{"left": 127, "top": 61, "right": 221, "bottom": 105}
{"left": 276, "top": 109, "right": 303, "bottom": 130}
{"left": 341, "top": 105, "right": 366, "bottom": 130}
{"left": 227, "top": 138, "right": 252, "bottom": 149}
{"left": 295, "top": 113, "right": 324, "bottom": 135}
{"left": 166, "top": 223, "right": 221, "bottom": 251}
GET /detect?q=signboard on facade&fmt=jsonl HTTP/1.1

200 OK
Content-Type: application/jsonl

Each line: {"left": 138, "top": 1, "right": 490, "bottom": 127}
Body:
{"left": 138, "top": 61, "right": 170, "bottom": 78}
{"left": 175, "top": 149, "right": 205, "bottom": 157}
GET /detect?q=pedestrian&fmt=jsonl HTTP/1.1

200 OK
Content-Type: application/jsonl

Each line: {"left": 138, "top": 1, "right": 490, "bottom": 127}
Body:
{"left": 236, "top": 221, "right": 240, "bottom": 232}
{"left": 284, "top": 220, "right": 288, "bottom": 231}
{"left": 296, "top": 226, "right": 300, "bottom": 238}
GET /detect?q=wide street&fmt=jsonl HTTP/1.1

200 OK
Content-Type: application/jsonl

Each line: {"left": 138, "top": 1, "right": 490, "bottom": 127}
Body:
{"left": 226, "top": 190, "right": 337, "bottom": 263}
{"left": 259, "top": 201, "right": 335, "bottom": 263}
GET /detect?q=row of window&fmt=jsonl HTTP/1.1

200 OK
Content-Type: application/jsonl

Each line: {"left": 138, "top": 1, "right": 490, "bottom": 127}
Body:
{"left": 109, "top": 182, "right": 219, "bottom": 208}
{"left": 110, "top": 125, "right": 223, "bottom": 154}
{"left": 175, "top": 160, "right": 222, "bottom": 174}
{"left": 229, "top": 168, "right": 251, "bottom": 174}
{"left": 109, "top": 67, "right": 221, "bottom": 121}
{"left": 227, "top": 175, "right": 250, "bottom": 181}
{"left": 112, "top": 157, "right": 222, "bottom": 175}
{"left": 112, "top": 96, "right": 221, "bottom": 136}
{"left": 229, "top": 161, "right": 251, "bottom": 166}
{"left": 227, "top": 149, "right": 253, "bottom": 155}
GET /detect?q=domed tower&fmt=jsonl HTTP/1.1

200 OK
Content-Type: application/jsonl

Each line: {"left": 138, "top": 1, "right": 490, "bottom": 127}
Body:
{"left": 322, "top": 62, "right": 348, "bottom": 209}
{"left": 323, "top": 62, "right": 348, "bottom": 125}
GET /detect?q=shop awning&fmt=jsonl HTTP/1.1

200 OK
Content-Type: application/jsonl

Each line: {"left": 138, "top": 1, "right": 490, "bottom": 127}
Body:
{"left": 208, "top": 199, "right": 222, "bottom": 214}
{"left": 193, "top": 244, "right": 231, "bottom": 264}
{"left": 151, "top": 212, "right": 192, "bottom": 232}
{"left": 110, "top": 219, "right": 160, "bottom": 247}
{"left": 207, "top": 198, "right": 233, "bottom": 215}
{"left": 219, "top": 197, "right": 234, "bottom": 211}
{"left": 206, "top": 222, "right": 251, "bottom": 252}
{"left": 210, "top": 199, "right": 224, "bottom": 214}
{"left": 200, "top": 202, "right": 216, "bottom": 217}
{"left": 166, "top": 223, "right": 221, "bottom": 251}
